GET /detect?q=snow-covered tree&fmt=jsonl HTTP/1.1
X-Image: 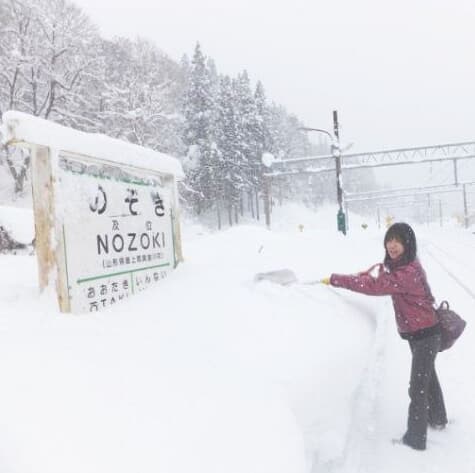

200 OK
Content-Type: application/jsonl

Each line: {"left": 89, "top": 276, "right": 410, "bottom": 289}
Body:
{"left": 214, "top": 74, "right": 240, "bottom": 223}
{"left": 0, "top": 2, "right": 338, "bottom": 219}
{"left": 254, "top": 80, "right": 271, "bottom": 163}
{"left": 234, "top": 72, "right": 258, "bottom": 186}
{"left": 181, "top": 43, "right": 218, "bottom": 214}
{"left": 0, "top": 0, "right": 100, "bottom": 193}
{"left": 97, "top": 37, "right": 184, "bottom": 154}
{"left": 20, "top": 0, "right": 99, "bottom": 121}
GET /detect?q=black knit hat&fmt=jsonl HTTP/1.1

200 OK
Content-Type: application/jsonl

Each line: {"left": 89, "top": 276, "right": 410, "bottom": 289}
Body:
{"left": 383, "top": 222, "right": 417, "bottom": 266}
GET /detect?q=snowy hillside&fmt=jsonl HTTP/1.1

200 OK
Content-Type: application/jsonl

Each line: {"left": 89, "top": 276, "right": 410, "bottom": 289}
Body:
{"left": 0, "top": 203, "right": 474, "bottom": 473}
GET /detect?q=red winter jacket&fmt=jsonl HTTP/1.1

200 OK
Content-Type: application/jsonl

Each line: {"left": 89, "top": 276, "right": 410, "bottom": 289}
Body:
{"left": 330, "top": 260, "right": 438, "bottom": 336}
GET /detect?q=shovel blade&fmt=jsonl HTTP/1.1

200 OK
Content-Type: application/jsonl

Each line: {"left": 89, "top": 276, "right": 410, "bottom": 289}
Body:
{"left": 254, "top": 269, "right": 298, "bottom": 286}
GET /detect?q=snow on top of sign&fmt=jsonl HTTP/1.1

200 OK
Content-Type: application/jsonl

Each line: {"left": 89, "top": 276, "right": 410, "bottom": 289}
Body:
{"left": 1, "top": 111, "right": 184, "bottom": 179}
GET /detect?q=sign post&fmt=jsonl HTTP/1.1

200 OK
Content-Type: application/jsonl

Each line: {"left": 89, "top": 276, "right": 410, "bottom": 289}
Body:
{"left": 1, "top": 111, "right": 184, "bottom": 314}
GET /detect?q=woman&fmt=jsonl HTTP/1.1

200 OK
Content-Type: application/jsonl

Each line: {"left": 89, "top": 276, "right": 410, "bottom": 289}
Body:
{"left": 322, "top": 222, "right": 447, "bottom": 450}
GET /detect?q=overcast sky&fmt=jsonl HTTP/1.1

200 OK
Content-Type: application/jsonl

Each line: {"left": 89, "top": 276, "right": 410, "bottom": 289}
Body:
{"left": 73, "top": 0, "right": 475, "bottom": 153}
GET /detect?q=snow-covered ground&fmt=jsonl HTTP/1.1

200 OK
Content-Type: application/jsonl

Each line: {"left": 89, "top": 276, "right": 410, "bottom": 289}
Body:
{"left": 0, "top": 203, "right": 474, "bottom": 473}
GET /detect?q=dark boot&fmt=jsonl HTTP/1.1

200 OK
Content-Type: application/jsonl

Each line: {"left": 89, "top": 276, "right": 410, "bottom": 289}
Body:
{"left": 402, "top": 432, "right": 426, "bottom": 450}
{"left": 428, "top": 422, "right": 447, "bottom": 430}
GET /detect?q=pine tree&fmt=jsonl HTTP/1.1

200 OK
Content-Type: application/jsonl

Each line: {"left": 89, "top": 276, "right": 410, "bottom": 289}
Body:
{"left": 215, "top": 74, "right": 240, "bottom": 224}
{"left": 254, "top": 80, "right": 271, "bottom": 161}
{"left": 232, "top": 70, "right": 265, "bottom": 219}
{"left": 234, "top": 71, "right": 258, "bottom": 191}
{"left": 252, "top": 80, "right": 273, "bottom": 217}
{"left": 182, "top": 43, "right": 218, "bottom": 214}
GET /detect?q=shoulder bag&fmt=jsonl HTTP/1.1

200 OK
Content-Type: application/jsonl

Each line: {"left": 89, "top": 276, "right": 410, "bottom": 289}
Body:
{"left": 435, "top": 300, "right": 466, "bottom": 351}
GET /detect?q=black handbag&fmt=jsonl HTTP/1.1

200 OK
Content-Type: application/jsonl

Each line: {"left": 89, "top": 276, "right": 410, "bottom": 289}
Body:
{"left": 435, "top": 301, "right": 466, "bottom": 351}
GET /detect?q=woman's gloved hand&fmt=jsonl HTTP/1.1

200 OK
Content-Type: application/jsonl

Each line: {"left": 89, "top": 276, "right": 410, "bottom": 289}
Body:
{"left": 320, "top": 277, "right": 331, "bottom": 285}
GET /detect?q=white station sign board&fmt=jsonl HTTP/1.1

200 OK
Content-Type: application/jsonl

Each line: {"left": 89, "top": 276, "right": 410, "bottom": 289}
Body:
{"left": 58, "top": 152, "right": 176, "bottom": 313}
{"left": 1, "top": 111, "right": 183, "bottom": 314}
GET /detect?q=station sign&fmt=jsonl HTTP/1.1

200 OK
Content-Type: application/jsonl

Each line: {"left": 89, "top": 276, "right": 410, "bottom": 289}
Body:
{"left": 57, "top": 152, "right": 176, "bottom": 313}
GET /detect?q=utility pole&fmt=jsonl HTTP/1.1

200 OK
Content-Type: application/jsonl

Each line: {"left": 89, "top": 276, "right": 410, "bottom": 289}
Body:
{"left": 297, "top": 112, "right": 347, "bottom": 235}
{"left": 333, "top": 110, "right": 346, "bottom": 235}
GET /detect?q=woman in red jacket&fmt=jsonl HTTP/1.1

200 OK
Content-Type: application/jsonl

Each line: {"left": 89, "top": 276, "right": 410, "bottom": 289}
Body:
{"left": 324, "top": 222, "right": 447, "bottom": 450}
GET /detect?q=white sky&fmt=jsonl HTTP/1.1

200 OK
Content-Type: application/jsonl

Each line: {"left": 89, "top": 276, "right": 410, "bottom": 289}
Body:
{"left": 73, "top": 0, "right": 475, "bottom": 152}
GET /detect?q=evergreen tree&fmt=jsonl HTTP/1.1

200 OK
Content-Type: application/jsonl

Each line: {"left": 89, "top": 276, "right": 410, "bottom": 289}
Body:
{"left": 254, "top": 80, "right": 271, "bottom": 164}
{"left": 215, "top": 74, "right": 241, "bottom": 223}
{"left": 232, "top": 70, "right": 268, "bottom": 219}
{"left": 177, "top": 54, "right": 191, "bottom": 111}
{"left": 181, "top": 43, "right": 218, "bottom": 214}
{"left": 234, "top": 71, "right": 259, "bottom": 191}
{"left": 251, "top": 81, "right": 273, "bottom": 218}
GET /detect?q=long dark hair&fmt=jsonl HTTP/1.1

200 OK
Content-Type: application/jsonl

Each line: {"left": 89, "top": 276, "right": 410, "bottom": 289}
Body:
{"left": 383, "top": 222, "right": 417, "bottom": 267}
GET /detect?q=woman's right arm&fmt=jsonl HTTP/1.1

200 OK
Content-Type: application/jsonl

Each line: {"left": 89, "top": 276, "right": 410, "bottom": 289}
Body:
{"left": 330, "top": 265, "right": 425, "bottom": 297}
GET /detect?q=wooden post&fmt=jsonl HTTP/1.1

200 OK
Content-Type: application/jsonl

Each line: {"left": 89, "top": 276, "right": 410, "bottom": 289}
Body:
{"left": 255, "top": 190, "right": 260, "bottom": 221}
{"left": 249, "top": 191, "right": 255, "bottom": 219}
{"left": 216, "top": 199, "right": 222, "bottom": 230}
{"left": 30, "top": 145, "right": 70, "bottom": 312}
{"left": 167, "top": 176, "right": 184, "bottom": 264}
{"left": 263, "top": 175, "right": 271, "bottom": 229}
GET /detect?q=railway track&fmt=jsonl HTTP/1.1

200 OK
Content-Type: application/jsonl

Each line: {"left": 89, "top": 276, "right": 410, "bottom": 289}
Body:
{"left": 423, "top": 241, "right": 475, "bottom": 301}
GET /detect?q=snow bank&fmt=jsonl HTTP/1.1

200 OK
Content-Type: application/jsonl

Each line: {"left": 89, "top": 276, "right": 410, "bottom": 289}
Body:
{"left": 0, "top": 204, "right": 377, "bottom": 473}
{"left": 1, "top": 203, "right": 473, "bottom": 473}
{"left": 0, "top": 205, "right": 34, "bottom": 243}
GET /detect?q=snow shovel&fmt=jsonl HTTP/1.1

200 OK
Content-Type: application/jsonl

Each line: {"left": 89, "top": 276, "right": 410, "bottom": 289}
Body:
{"left": 254, "top": 268, "right": 322, "bottom": 286}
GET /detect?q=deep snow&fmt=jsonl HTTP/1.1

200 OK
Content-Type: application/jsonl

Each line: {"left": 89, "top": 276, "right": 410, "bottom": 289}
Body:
{"left": 0, "top": 203, "right": 474, "bottom": 473}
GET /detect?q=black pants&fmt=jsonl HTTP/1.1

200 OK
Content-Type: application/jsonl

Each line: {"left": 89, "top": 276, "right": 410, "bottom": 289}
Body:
{"left": 404, "top": 333, "right": 447, "bottom": 449}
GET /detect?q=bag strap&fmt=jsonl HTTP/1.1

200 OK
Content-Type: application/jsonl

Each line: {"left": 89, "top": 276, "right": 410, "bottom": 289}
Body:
{"left": 437, "top": 300, "right": 450, "bottom": 310}
{"left": 358, "top": 263, "right": 383, "bottom": 277}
